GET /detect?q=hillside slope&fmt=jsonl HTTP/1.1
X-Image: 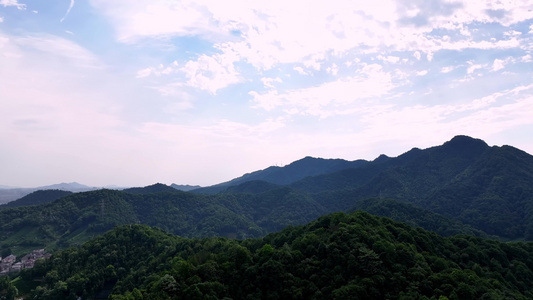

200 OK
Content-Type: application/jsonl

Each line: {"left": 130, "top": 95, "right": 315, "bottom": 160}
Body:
{"left": 19, "top": 211, "right": 533, "bottom": 299}
{"left": 0, "top": 186, "right": 325, "bottom": 255}
{"left": 290, "top": 136, "right": 533, "bottom": 240}
{"left": 192, "top": 156, "right": 367, "bottom": 194}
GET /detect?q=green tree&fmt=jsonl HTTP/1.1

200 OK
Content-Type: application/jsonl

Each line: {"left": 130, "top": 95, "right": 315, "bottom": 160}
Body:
{"left": 0, "top": 276, "right": 18, "bottom": 300}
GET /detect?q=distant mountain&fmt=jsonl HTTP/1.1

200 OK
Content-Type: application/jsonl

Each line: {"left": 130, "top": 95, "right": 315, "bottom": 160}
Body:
{"left": 290, "top": 135, "right": 533, "bottom": 240}
{"left": 0, "top": 189, "right": 72, "bottom": 209}
{"left": 0, "top": 182, "right": 96, "bottom": 204}
{"left": 123, "top": 183, "right": 180, "bottom": 194}
{"left": 2, "top": 135, "right": 533, "bottom": 257}
{"left": 0, "top": 185, "right": 18, "bottom": 189}
{"left": 192, "top": 156, "right": 368, "bottom": 194}
{"left": 39, "top": 182, "right": 94, "bottom": 191}
{"left": 170, "top": 183, "right": 202, "bottom": 191}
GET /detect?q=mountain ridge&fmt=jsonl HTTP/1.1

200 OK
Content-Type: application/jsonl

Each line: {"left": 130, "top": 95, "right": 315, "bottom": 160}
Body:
{"left": 1, "top": 135, "right": 533, "bottom": 256}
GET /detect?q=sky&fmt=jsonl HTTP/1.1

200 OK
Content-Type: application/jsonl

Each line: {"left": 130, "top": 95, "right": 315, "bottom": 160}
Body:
{"left": 1, "top": 0, "right": 532, "bottom": 188}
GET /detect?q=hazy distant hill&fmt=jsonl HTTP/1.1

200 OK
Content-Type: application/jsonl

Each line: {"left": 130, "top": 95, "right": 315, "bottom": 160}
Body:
{"left": 123, "top": 183, "right": 180, "bottom": 194}
{"left": 0, "top": 185, "right": 18, "bottom": 189}
{"left": 170, "top": 183, "right": 202, "bottom": 191}
{"left": 0, "top": 182, "right": 96, "bottom": 204}
{"left": 0, "top": 189, "right": 72, "bottom": 209}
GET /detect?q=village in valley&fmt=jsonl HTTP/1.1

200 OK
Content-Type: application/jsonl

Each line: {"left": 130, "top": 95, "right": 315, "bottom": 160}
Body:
{"left": 0, "top": 249, "right": 51, "bottom": 276}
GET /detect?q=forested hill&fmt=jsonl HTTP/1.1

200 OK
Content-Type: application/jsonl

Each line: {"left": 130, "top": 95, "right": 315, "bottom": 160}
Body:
{"left": 2, "top": 135, "right": 533, "bottom": 257}
{"left": 18, "top": 211, "right": 533, "bottom": 299}
{"left": 191, "top": 156, "right": 368, "bottom": 194}
{"left": 288, "top": 135, "right": 533, "bottom": 240}
{"left": 0, "top": 186, "right": 327, "bottom": 255}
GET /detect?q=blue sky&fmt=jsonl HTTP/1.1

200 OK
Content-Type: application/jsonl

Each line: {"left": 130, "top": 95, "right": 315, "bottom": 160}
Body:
{"left": 1, "top": 0, "right": 532, "bottom": 188}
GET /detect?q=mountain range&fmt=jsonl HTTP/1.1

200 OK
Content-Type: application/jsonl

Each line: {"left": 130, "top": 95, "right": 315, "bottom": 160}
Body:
{"left": 3, "top": 135, "right": 533, "bottom": 299}
{"left": 0, "top": 135, "right": 532, "bottom": 257}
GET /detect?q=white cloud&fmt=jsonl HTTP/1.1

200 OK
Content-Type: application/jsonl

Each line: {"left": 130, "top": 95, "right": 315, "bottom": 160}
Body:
{"left": 136, "top": 67, "right": 152, "bottom": 78}
{"left": 261, "top": 77, "right": 282, "bottom": 89}
{"left": 0, "top": 0, "right": 26, "bottom": 10}
{"left": 377, "top": 55, "right": 401, "bottom": 64}
{"left": 135, "top": 61, "right": 179, "bottom": 79}
{"left": 492, "top": 59, "right": 506, "bottom": 72}
{"left": 5, "top": 0, "right": 533, "bottom": 187}
{"left": 492, "top": 57, "right": 516, "bottom": 72}
{"left": 293, "top": 66, "right": 310, "bottom": 75}
{"left": 251, "top": 64, "right": 394, "bottom": 118}
{"left": 90, "top": 0, "right": 533, "bottom": 78}
{"left": 441, "top": 65, "right": 458, "bottom": 73}
{"left": 0, "top": 17, "right": 3, "bottom": 22}
{"left": 327, "top": 63, "right": 339, "bottom": 76}
{"left": 466, "top": 61, "right": 484, "bottom": 74}
{"left": 358, "top": 84, "right": 533, "bottom": 147}
{"left": 13, "top": 34, "right": 103, "bottom": 69}
{"left": 181, "top": 52, "right": 241, "bottom": 94}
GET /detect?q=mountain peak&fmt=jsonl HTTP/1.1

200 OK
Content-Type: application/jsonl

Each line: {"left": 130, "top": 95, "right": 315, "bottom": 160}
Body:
{"left": 445, "top": 135, "right": 488, "bottom": 147}
{"left": 440, "top": 135, "right": 489, "bottom": 155}
{"left": 123, "top": 183, "right": 179, "bottom": 194}
{"left": 374, "top": 154, "right": 390, "bottom": 163}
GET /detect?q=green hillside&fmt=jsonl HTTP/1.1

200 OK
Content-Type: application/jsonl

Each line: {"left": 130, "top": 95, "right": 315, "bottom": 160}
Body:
{"left": 17, "top": 211, "right": 533, "bottom": 299}
{"left": 0, "top": 186, "right": 325, "bottom": 255}
{"left": 290, "top": 136, "right": 533, "bottom": 240}
{"left": 2, "top": 136, "right": 533, "bottom": 257}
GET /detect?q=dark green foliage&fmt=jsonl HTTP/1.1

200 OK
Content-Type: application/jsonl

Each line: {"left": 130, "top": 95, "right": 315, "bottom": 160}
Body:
{"left": 170, "top": 184, "right": 201, "bottom": 191}
{"left": 223, "top": 180, "right": 281, "bottom": 194}
{"left": 123, "top": 183, "right": 179, "bottom": 194}
{"left": 0, "top": 190, "right": 72, "bottom": 209}
{"left": 18, "top": 212, "right": 533, "bottom": 299}
{"left": 192, "top": 156, "right": 368, "bottom": 194}
{"left": 351, "top": 198, "right": 491, "bottom": 237}
{"left": 0, "top": 186, "right": 325, "bottom": 254}
{"left": 0, "top": 276, "right": 18, "bottom": 300}
{"left": 290, "top": 136, "right": 533, "bottom": 240}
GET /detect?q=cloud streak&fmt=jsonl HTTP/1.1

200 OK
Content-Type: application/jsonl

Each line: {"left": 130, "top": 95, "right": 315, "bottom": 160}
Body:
{"left": 60, "top": 0, "right": 75, "bottom": 22}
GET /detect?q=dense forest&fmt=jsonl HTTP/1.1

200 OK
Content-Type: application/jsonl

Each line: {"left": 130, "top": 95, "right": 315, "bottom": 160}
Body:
{"left": 13, "top": 211, "right": 533, "bottom": 299}
{"left": 0, "top": 186, "right": 328, "bottom": 256}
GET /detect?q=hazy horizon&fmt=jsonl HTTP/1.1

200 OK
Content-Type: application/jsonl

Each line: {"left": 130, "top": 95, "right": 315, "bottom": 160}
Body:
{"left": 1, "top": 1, "right": 532, "bottom": 188}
